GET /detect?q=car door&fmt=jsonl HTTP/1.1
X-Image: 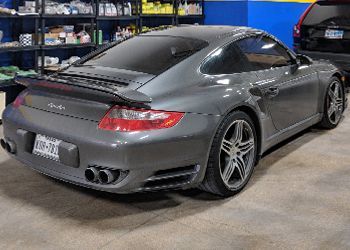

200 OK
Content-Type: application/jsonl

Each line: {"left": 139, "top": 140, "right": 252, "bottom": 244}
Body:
{"left": 236, "top": 35, "right": 320, "bottom": 131}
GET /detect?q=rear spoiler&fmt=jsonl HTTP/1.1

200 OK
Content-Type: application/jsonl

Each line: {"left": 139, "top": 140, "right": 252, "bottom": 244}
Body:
{"left": 14, "top": 75, "right": 152, "bottom": 104}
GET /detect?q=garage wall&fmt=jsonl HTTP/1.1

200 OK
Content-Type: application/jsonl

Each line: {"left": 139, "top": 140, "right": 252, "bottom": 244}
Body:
{"left": 204, "top": 0, "right": 248, "bottom": 26}
{"left": 247, "top": 1, "right": 311, "bottom": 48}
{"left": 204, "top": 0, "right": 314, "bottom": 48}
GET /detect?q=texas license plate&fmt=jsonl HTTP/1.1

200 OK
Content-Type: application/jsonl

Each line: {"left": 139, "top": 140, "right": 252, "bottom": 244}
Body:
{"left": 32, "top": 134, "right": 61, "bottom": 161}
{"left": 325, "top": 29, "right": 344, "bottom": 39}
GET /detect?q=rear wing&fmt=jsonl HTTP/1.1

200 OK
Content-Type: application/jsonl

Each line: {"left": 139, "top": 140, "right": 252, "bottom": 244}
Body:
{"left": 14, "top": 75, "right": 152, "bottom": 104}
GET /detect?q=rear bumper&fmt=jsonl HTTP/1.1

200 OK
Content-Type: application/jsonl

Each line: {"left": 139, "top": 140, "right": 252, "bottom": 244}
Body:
{"left": 2, "top": 104, "right": 220, "bottom": 193}
{"left": 295, "top": 49, "right": 350, "bottom": 71}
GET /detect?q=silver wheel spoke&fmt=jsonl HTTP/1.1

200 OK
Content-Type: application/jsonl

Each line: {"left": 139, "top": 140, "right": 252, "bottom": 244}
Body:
{"left": 238, "top": 139, "right": 254, "bottom": 156}
{"left": 335, "top": 108, "right": 342, "bottom": 121}
{"left": 221, "top": 139, "right": 233, "bottom": 155}
{"left": 328, "top": 106, "right": 335, "bottom": 117}
{"left": 236, "top": 157, "right": 246, "bottom": 180}
{"left": 334, "top": 84, "right": 339, "bottom": 98}
{"left": 222, "top": 159, "right": 235, "bottom": 183}
{"left": 335, "top": 98, "right": 343, "bottom": 108}
{"left": 328, "top": 89, "right": 336, "bottom": 101}
{"left": 232, "top": 121, "right": 244, "bottom": 144}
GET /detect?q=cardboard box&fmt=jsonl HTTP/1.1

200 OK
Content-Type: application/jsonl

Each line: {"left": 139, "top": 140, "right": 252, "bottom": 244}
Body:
{"left": 0, "top": 92, "right": 6, "bottom": 117}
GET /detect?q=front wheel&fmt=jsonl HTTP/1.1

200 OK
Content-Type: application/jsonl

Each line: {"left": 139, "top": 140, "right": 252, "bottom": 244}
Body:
{"left": 319, "top": 77, "right": 345, "bottom": 129}
{"left": 200, "top": 111, "right": 257, "bottom": 197}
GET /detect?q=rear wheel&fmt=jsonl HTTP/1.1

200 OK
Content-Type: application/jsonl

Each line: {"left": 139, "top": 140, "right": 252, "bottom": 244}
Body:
{"left": 200, "top": 111, "right": 257, "bottom": 197}
{"left": 319, "top": 77, "right": 344, "bottom": 129}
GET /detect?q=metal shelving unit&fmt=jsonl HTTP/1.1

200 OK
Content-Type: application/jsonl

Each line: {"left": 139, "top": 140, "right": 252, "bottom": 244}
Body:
{"left": 0, "top": 14, "right": 39, "bottom": 18}
{"left": 96, "top": 15, "right": 139, "bottom": 20}
{"left": 0, "top": 45, "right": 40, "bottom": 53}
{"left": 95, "top": 0, "right": 141, "bottom": 47}
{"left": 41, "top": 14, "right": 96, "bottom": 18}
{"left": 0, "top": 0, "right": 204, "bottom": 74}
{"left": 41, "top": 43, "right": 96, "bottom": 50}
{"left": 39, "top": 0, "right": 97, "bottom": 73}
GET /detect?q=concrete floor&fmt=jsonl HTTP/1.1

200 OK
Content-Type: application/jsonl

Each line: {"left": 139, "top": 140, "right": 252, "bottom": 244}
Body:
{"left": 0, "top": 110, "right": 350, "bottom": 250}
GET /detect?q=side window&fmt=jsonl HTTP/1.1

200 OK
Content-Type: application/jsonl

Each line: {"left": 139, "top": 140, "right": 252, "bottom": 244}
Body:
{"left": 236, "top": 36, "right": 293, "bottom": 71}
{"left": 201, "top": 42, "right": 248, "bottom": 75}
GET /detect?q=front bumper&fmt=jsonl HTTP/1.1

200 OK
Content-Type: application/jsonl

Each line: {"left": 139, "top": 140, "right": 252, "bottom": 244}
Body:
{"left": 2, "top": 104, "right": 220, "bottom": 193}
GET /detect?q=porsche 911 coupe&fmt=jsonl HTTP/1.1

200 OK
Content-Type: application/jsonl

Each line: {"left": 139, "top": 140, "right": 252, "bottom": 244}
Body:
{"left": 1, "top": 26, "right": 346, "bottom": 197}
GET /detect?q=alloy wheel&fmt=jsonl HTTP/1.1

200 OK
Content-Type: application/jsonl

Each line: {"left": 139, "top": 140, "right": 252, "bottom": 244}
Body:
{"left": 219, "top": 120, "right": 256, "bottom": 190}
{"left": 327, "top": 81, "right": 344, "bottom": 125}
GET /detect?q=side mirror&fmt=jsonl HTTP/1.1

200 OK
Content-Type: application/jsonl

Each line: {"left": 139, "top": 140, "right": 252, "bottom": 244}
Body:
{"left": 296, "top": 54, "right": 312, "bottom": 66}
{"left": 291, "top": 54, "right": 312, "bottom": 73}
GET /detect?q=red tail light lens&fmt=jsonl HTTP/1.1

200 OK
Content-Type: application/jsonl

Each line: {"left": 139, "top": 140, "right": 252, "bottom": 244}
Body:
{"left": 98, "top": 106, "right": 184, "bottom": 132}
{"left": 293, "top": 2, "right": 316, "bottom": 38}
{"left": 13, "top": 91, "right": 28, "bottom": 108}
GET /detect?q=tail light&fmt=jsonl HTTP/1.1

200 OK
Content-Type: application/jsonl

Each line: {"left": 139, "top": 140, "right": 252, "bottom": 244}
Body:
{"left": 13, "top": 91, "right": 28, "bottom": 108}
{"left": 98, "top": 106, "right": 184, "bottom": 132}
{"left": 293, "top": 2, "right": 316, "bottom": 38}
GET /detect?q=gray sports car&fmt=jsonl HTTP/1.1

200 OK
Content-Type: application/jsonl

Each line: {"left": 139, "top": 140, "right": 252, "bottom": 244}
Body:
{"left": 1, "top": 26, "right": 346, "bottom": 197}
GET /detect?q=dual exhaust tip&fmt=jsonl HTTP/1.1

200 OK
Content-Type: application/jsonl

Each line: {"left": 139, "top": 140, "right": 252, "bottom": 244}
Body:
{"left": 0, "top": 138, "right": 16, "bottom": 154}
{"left": 85, "top": 167, "right": 120, "bottom": 185}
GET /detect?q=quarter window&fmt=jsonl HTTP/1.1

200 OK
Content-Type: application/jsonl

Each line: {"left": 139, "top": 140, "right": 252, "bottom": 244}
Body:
{"left": 236, "top": 36, "right": 293, "bottom": 71}
{"left": 201, "top": 43, "right": 248, "bottom": 75}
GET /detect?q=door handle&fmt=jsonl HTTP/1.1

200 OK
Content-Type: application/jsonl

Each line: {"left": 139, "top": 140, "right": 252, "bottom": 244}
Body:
{"left": 266, "top": 87, "right": 279, "bottom": 97}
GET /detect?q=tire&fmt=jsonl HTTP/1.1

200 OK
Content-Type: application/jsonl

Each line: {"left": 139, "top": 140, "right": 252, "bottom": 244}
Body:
{"left": 200, "top": 111, "right": 258, "bottom": 197}
{"left": 319, "top": 77, "right": 345, "bottom": 129}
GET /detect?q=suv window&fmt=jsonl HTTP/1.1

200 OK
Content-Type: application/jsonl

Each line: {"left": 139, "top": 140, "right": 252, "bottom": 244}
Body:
{"left": 303, "top": 2, "right": 350, "bottom": 26}
{"left": 84, "top": 36, "right": 208, "bottom": 75}
{"left": 201, "top": 42, "right": 248, "bottom": 75}
{"left": 237, "top": 36, "right": 293, "bottom": 71}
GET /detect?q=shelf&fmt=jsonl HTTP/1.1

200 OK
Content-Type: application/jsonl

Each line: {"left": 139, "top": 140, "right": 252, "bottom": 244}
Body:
{"left": 178, "top": 15, "right": 204, "bottom": 19}
{"left": 0, "top": 13, "right": 201, "bottom": 19}
{"left": 44, "top": 66, "right": 61, "bottom": 72}
{"left": 140, "top": 14, "right": 176, "bottom": 18}
{"left": 96, "top": 15, "right": 140, "bottom": 21}
{"left": 41, "top": 43, "right": 96, "bottom": 50}
{"left": 0, "top": 45, "right": 40, "bottom": 53}
{"left": 42, "top": 14, "right": 96, "bottom": 19}
{"left": 0, "top": 14, "right": 39, "bottom": 19}
{"left": 0, "top": 79, "right": 16, "bottom": 88}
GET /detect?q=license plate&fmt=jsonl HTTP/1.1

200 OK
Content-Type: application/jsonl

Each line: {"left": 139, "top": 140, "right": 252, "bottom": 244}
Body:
{"left": 325, "top": 29, "right": 344, "bottom": 39}
{"left": 32, "top": 134, "right": 61, "bottom": 162}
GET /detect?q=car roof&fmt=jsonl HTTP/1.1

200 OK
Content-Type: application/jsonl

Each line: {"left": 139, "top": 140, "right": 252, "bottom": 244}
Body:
{"left": 140, "top": 25, "right": 262, "bottom": 44}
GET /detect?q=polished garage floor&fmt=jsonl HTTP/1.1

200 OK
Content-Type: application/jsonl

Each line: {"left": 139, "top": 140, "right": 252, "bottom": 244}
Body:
{"left": 0, "top": 109, "right": 350, "bottom": 249}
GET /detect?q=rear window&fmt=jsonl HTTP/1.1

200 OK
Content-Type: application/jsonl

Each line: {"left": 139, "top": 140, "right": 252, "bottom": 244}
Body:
{"left": 303, "top": 2, "right": 350, "bottom": 25}
{"left": 84, "top": 36, "right": 208, "bottom": 75}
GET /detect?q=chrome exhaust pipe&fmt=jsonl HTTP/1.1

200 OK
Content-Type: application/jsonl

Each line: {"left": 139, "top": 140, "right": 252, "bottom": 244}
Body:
{"left": 98, "top": 169, "right": 120, "bottom": 184}
{"left": 6, "top": 140, "right": 16, "bottom": 154}
{"left": 85, "top": 167, "right": 99, "bottom": 182}
{"left": 1, "top": 139, "right": 16, "bottom": 154}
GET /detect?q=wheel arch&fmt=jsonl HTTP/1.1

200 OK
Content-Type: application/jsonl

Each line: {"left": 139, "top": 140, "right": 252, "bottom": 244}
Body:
{"left": 207, "top": 102, "right": 263, "bottom": 164}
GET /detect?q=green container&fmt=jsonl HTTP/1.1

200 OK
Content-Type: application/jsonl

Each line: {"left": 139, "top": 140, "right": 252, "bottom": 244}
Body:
{"left": 93, "top": 30, "right": 103, "bottom": 45}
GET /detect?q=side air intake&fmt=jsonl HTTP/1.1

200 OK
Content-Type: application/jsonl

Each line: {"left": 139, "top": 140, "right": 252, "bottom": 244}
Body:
{"left": 140, "top": 165, "right": 200, "bottom": 192}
